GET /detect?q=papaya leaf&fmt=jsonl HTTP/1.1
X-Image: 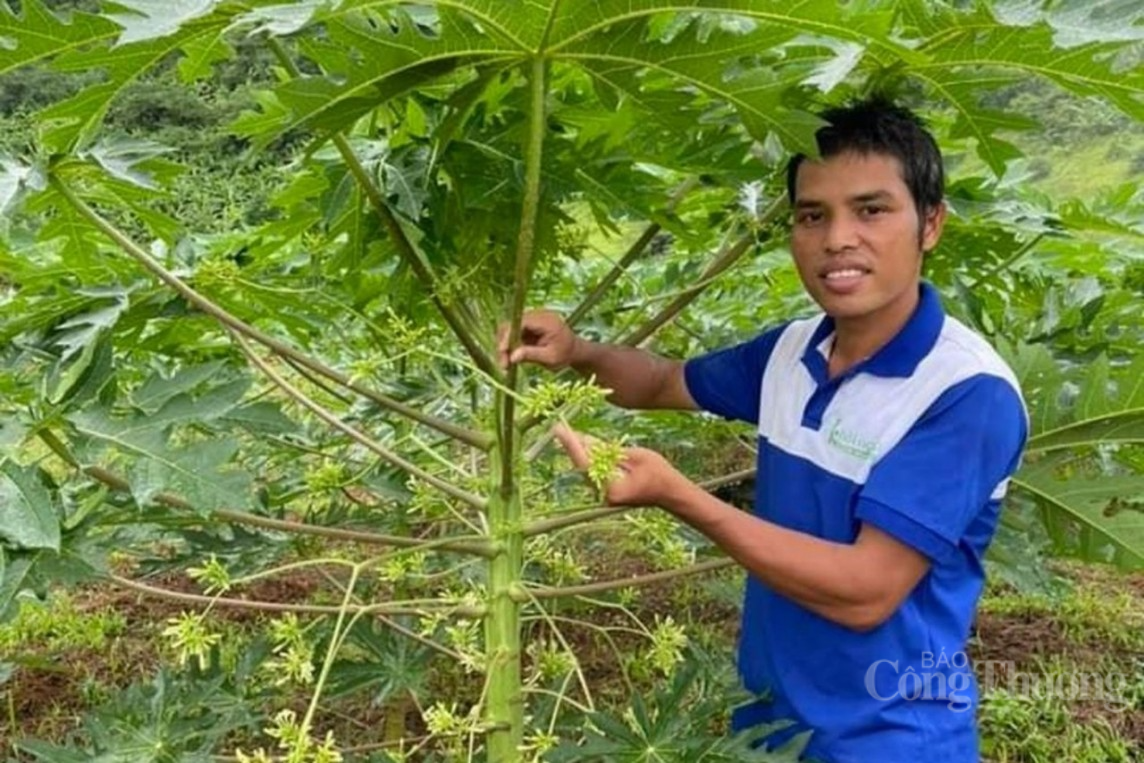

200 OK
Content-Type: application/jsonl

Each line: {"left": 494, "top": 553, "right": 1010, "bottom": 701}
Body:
{"left": 83, "top": 137, "right": 176, "bottom": 191}
{"left": 1013, "top": 460, "right": 1144, "bottom": 566}
{"left": 1026, "top": 354, "right": 1144, "bottom": 452}
{"left": 175, "top": 23, "right": 235, "bottom": 82}
{"left": 234, "top": 1, "right": 332, "bottom": 37}
{"left": 0, "top": 461, "right": 60, "bottom": 552}
{"left": 0, "top": 156, "right": 45, "bottom": 215}
{"left": 236, "top": 8, "right": 521, "bottom": 142}
{"left": 45, "top": 334, "right": 116, "bottom": 409}
{"left": 900, "top": 0, "right": 1143, "bottom": 174}
{"left": 219, "top": 402, "right": 298, "bottom": 435}
{"left": 73, "top": 380, "right": 250, "bottom": 440}
{"left": 49, "top": 288, "right": 130, "bottom": 363}
{"left": 995, "top": 0, "right": 1144, "bottom": 48}
{"left": 0, "top": 550, "right": 36, "bottom": 622}
{"left": 0, "top": 0, "right": 119, "bottom": 77}
{"left": 41, "top": 12, "right": 235, "bottom": 152}
{"left": 793, "top": 36, "right": 865, "bottom": 94}
{"left": 127, "top": 435, "right": 252, "bottom": 512}
{"left": 1012, "top": 350, "right": 1144, "bottom": 566}
{"left": 131, "top": 361, "right": 230, "bottom": 414}
{"left": 561, "top": 15, "right": 826, "bottom": 154}
{"left": 69, "top": 407, "right": 254, "bottom": 513}
{"left": 104, "top": 0, "right": 221, "bottom": 45}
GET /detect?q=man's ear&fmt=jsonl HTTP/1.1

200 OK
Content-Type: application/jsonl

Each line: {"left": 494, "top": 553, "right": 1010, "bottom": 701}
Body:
{"left": 921, "top": 201, "right": 947, "bottom": 253}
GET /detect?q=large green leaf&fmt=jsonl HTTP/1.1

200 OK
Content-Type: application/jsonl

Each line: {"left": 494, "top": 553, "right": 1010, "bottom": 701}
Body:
{"left": 900, "top": 0, "right": 1144, "bottom": 173}
{"left": 0, "top": 0, "right": 119, "bottom": 77}
{"left": 235, "top": 1, "right": 901, "bottom": 150}
{"left": 39, "top": 12, "right": 235, "bottom": 152}
{"left": 233, "top": 7, "right": 522, "bottom": 143}
{"left": 126, "top": 435, "right": 252, "bottom": 512}
{"left": 1014, "top": 459, "right": 1144, "bottom": 566}
{"left": 1026, "top": 354, "right": 1144, "bottom": 452}
{"left": 74, "top": 380, "right": 251, "bottom": 439}
{"left": 68, "top": 409, "right": 255, "bottom": 514}
{"left": 1009, "top": 350, "right": 1144, "bottom": 566}
{"left": 131, "top": 361, "right": 230, "bottom": 414}
{"left": 67, "top": 383, "right": 255, "bottom": 513}
{"left": 104, "top": 0, "right": 221, "bottom": 45}
{"left": 0, "top": 461, "right": 60, "bottom": 552}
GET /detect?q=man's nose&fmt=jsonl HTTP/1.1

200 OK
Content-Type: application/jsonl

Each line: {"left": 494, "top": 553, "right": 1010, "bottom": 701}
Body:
{"left": 824, "top": 213, "right": 860, "bottom": 252}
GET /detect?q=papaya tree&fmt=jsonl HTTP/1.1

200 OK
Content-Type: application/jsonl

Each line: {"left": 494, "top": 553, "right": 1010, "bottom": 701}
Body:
{"left": 1, "top": 0, "right": 1142, "bottom": 760}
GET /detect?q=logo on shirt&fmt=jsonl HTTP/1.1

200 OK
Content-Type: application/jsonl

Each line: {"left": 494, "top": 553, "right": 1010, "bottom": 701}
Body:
{"left": 826, "top": 419, "right": 879, "bottom": 462}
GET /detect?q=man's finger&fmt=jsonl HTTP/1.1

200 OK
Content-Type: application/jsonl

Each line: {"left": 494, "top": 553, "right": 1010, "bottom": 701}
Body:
{"left": 552, "top": 423, "right": 591, "bottom": 471}
{"left": 510, "top": 346, "right": 547, "bottom": 366}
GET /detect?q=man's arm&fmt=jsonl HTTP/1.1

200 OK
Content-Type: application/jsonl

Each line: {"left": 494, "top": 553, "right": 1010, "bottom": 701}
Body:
{"left": 499, "top": 310, "right": 697, "bottom": 411}
{"left": 663, "top": 478, "right": 930, "bottom": 631}
{"left": 552, "top": 426, "right": 931, "bottom": 633}
{"left": 568, "top": 338, "right": 697, "bottom": 411}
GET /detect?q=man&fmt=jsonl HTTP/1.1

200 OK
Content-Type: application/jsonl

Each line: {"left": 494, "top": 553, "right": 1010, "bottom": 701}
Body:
{"left": 500, "top": 97, "right": 1028, "bottom": 762}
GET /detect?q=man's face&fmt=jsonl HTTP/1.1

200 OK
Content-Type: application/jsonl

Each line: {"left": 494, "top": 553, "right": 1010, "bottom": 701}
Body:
{"left": 789, "top": 151, "right": 944, "bottom": 323}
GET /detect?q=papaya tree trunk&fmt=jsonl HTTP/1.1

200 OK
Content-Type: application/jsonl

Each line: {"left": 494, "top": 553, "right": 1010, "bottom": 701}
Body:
{"left": 484, "top": 53, "right": 548, "bottom": 762}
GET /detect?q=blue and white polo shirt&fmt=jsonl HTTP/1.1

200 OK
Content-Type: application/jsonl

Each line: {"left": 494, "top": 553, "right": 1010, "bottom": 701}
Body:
{"left": 683, "top": 281, "right": 1028, "bottom": 763}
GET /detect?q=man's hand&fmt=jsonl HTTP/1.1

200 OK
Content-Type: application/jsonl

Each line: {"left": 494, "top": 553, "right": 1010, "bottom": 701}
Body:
{"left": 552, "top": 422, "right": 689, "bottom": 508}
{"left": 498, "top": 310, "right": 697, "bottom": 412}
{"left": 497, "top": 310, "right": 582, "bottom": 371}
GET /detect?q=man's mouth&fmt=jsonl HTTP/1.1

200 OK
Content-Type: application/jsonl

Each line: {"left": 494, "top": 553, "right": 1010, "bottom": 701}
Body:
{"left": 819, "top": 266, "right": 871, "bottom": 294}
{"left": 823, "top": 268, "right": 869, "bottom": 281}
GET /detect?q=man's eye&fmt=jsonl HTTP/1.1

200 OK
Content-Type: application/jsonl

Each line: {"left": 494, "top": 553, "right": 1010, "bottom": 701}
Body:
{"left": 797, "top": 211, "right": 823, "bottom": 225}
{"left": 860, "top": 205, "right": 887, "bottom": 217}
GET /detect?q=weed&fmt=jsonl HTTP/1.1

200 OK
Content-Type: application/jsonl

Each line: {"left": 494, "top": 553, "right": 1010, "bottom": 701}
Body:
{"left": 980, "top": 687, "right": 1137, "bottom": 763}
{"left": 0, "top": 592, "right": 125, "bottom": 653}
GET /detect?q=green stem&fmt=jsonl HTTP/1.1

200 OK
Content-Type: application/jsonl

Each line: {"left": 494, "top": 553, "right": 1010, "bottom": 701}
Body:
{"left": 519, "top": 587, "right": 595, "bottom": 712}
{"left": 483, "top": 491, "right": 525, "bottom": 761}
{"left": 522, "top": 468, "right": 755, "bottom": 537}
{"left": 266, "top": 37, "right": 498, "bottom": 381}
{"left": 40, "top": 435, "right": 494, "bottom": 557}
{"left": 232, "top": 331, "right": 487, "bottom": 510}
{"left": 501, "top": 54, "right": 549, "bottom": 497}
{"left": 484, "top": 54, "right": 548, "bottom": 763}
{"left": 566, "top": 177, "right": 698, "bottom": 329}
{"left": 107, "top": 573, "right": 483, "bottom": 616}
{"left": 301, "top": 566, "right": 361, "bottom": 737}
{"left": 619, "top": 197, "right": 784, "bottom": 347}
{"left": 524, "top": 505, "right": 633, "bottom": 537}
{"left": 520, "top": 558, "right": 735, "bottom": 601}
{"left": 230, "top": 557, "right": 355, "bottom": 588}
{"left": 48, "top": 174, "right": 490, "bottom": 451}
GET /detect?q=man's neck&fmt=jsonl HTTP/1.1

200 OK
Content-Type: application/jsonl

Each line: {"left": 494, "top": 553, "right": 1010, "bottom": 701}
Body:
{"left": 827, "top": 288, "right": 920, "bottom": 378}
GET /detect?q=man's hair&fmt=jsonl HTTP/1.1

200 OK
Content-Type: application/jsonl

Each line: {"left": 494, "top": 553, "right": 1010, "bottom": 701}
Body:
{"left": 785, "top": 96, "right": 945, "bottom": 219}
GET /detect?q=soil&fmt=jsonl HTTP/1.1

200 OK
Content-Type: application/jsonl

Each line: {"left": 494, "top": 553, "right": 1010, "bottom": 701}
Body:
{"left": 3, "top": 561, "right": 1143, "bottom": 756}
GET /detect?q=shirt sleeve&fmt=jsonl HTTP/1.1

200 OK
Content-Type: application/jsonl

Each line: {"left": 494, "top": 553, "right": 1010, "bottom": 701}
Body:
{"left": 854, "top": 374, "right": 1029, "bottom": 565}
{"left": 682, "top": 323, "right": 787, "bottom": 425}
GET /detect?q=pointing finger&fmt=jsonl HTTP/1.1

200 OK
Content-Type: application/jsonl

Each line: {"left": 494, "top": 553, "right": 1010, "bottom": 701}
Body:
{"left": 552, "top": 422, "right": 591, "bottom": 471}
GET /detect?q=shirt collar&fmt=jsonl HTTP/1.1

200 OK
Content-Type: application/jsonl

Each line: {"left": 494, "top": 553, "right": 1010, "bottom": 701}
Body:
{"left": 802, "top": 281, "right": 945, "bottom": 381}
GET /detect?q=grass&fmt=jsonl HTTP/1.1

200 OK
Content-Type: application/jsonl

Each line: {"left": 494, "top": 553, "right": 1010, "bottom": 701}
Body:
{"left": 979, "top": 580, "right": 1144, "bottom": 652}
{"left": 975, "top": 561, "right": 1144, "bottom": 763}
{"left": 0, "top": 592, "right": 126, "bottom": 653}
{"left": 980, "top": 686, "right": 1135, "bottom": 763}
